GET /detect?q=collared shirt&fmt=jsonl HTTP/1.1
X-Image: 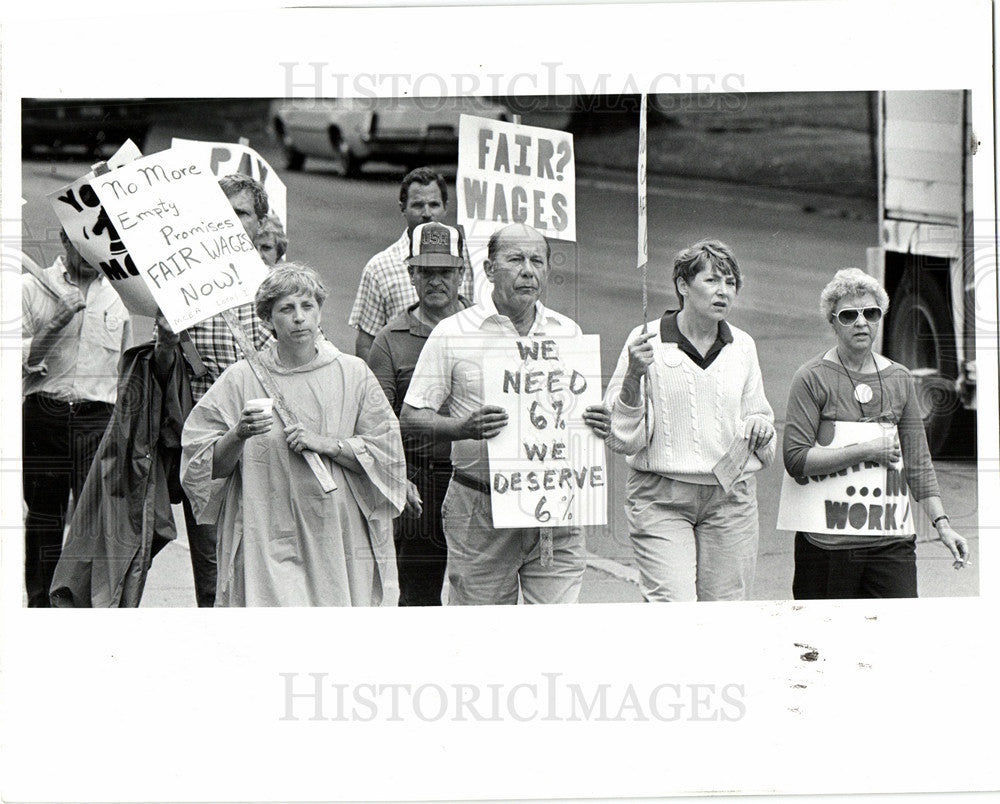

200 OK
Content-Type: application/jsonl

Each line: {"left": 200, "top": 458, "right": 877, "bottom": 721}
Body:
{"left": 184, "top": 302, "right": 274, "bottom": 403}
{"left": 22, "top": 256, "right": 132, "bottom": 404}
{"left": 348, "top": 230, "right": 475, "bottom": 337}
{"left": 660, "top": 309, "right": 733, "bottom": 369}
{"left": 367, "top": 298, "right": 470, "bottom": 467}
{"left": 404, "top": 293, "right": 582, "bottom": 484}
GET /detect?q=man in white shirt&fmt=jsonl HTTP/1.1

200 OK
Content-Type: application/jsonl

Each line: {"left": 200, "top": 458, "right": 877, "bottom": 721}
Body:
{"left": 22, "top": 230, "right": 131, "bottom": 607}
{"left": 401, "top": 223, "right": 610, "bottom": 605}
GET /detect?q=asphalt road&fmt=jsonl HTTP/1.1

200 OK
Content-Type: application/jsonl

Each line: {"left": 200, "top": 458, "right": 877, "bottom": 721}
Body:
{"left": 18, "top": 147, "right": 980, "bottom": 603}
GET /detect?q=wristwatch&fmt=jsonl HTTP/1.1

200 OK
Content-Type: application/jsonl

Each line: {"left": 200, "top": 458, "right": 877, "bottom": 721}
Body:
{"left": 932, "top": 514, "right": 950, "bottom": 529}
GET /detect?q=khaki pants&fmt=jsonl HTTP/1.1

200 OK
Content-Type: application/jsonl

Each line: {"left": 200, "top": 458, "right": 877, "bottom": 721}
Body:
{"left": 625, "top": 470, "right": 759, "bottom": 602}
{"left": 441, "top": 480, "right": 586, "bottom": 605}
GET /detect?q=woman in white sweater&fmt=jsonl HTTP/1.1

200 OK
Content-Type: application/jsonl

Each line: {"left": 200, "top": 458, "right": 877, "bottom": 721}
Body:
{"left": 604, "top": 240, "right": 775, "bottom": 602}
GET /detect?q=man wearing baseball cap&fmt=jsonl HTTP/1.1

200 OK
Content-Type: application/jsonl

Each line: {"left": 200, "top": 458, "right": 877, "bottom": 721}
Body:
{"left": 349, "top": 168, "right": 474, "bottom": 363}
{"left": 367, "top": 222, "right": 471, "bottom": 605}
{"left": 400, "top": 223, "right": 612, "bottom": 605}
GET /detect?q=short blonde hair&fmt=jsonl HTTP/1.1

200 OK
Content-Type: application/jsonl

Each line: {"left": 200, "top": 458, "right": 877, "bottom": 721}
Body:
{"left": 819, "top": 268, "right": 889, "bottom": 321}
{"left": 255, "top": 263, "right": 327, "bottom": 321}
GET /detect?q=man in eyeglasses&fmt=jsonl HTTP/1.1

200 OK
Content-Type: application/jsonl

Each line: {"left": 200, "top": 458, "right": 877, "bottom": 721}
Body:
{"left": 366, "top": 222, "right": 472, "bottom": 605}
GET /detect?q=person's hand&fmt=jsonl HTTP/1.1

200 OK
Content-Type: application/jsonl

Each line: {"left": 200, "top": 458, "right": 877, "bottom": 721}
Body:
{"left": 154, "top": 313, "right": 180, "bottom": 347}
{"left": 48, "top": 289, "right": 85, "bottom": 331}
{"left": 626, "top": 331, "right": 656, "bottom": 379}
{"left": 404, "top": 480, "right": 423, "bottom": 518}
{"left": 937, "top": 521, "right": 970, "bottom": 569}
{"left": 233, "top": 404, "right": 273, "bottom": 440}
{"left": 583, "top": 405, "right": 611, "bottom": 439}
{"left": 284, "top": 423, "right": 323, "bottom": 453}
{"left": 865, "top": 432, "right": 901, "bottom": 466}
{"left": 459, "top": 405, "right": 508, "bottom": 440}
{"left": 744, "top": 415, "right": 775, "bottom": 453}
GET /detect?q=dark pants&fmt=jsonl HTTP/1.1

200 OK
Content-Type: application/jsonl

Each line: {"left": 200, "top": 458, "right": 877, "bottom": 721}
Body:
{"left": 792, "top": 532, "right": 918, "bottom": 599}
{"left": 394, "top": 463, "right": 450, "bottom": 606}
{"left": 23, "top": 394, "right": 114, "bottom": 607}
{"left": 181, "top": 493, "right": 217, "bottom": 608}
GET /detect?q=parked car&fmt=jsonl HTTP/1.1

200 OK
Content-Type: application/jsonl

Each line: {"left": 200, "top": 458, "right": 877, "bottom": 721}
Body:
{"left": 21, "top": 99, "right": 149, "bottom": 158}
{"left": 271, "top": 97, "right": 510, "bottom": 175}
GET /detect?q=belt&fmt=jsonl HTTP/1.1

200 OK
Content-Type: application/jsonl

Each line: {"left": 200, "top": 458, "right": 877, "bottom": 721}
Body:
{"left": 451, "top": 471, "right": 491, "bottom": 495}
{"left": 27, "top": 393, "right": 113, "bottom": 415}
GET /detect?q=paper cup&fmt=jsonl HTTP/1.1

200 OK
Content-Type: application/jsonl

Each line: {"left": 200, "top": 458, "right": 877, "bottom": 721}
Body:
{"left": 247, "top": 397, "right": 274, "bottom": 416}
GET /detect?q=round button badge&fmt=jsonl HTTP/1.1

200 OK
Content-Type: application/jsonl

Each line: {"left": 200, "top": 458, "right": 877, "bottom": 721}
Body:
{"left": 854, "top": 383, "right": 874, "bottom": 404}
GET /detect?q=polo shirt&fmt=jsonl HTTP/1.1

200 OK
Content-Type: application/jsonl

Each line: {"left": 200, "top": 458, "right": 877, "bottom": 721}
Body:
{"left": 660, "top": 309, "right": 733, "bottom": 368}
{"left": 404, "top": 293, "right": 582, "bottom": 484}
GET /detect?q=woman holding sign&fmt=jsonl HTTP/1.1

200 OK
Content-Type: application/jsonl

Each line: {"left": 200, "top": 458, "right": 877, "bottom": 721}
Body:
{"left": 781, "top": 268, "right": 969, "bottom": 598}
{"left": 181, "top": 264, "right": 406, "bottom": 606}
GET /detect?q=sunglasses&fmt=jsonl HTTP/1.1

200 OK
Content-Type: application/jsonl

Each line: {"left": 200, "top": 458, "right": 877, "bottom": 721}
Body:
{"left": 835, "top": 306, "right": 883, "bottom": 325}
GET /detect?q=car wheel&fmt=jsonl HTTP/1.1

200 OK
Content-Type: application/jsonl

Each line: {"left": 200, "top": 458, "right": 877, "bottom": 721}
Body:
{"left": 274, "top": 119, "right": 305, "bottom": 171}
{"left": 328, "top": 128, "right": 361, "bottom": 177}
{"left": 884, "top": 270, "right": 960, "bottom": 455}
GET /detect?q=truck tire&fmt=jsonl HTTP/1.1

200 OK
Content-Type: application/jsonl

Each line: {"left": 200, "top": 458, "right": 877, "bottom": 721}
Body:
{"left": 884, "top": 271, "right": 959, "bottom": 455}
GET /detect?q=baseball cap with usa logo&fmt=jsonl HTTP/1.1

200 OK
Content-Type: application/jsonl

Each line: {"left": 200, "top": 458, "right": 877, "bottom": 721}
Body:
{"left": 408, "top": 222, "right": 465, "bottom": 268}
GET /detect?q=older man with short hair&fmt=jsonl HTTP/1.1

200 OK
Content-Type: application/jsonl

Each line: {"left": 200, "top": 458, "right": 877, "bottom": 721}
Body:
{"left": 349, "top": 167, "right": 474, "bottom": 362}
{"left": 367, "top": 222, "right": 472, "bottom": 605}
{"left": 401, "top": 223, "right": 610, "bottom": 605}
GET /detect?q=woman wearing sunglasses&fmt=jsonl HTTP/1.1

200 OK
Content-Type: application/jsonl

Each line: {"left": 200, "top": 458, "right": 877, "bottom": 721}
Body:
{"left": 781, "top": 268, "right": 968, "bottom": 598}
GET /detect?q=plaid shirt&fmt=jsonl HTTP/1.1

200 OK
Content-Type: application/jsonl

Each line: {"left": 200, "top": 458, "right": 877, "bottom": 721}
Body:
{"left": 185, "top": 301, "right": 273, "bottom": 402}
{"left": 348, "top": 230, "right": 475, "bottom": 337}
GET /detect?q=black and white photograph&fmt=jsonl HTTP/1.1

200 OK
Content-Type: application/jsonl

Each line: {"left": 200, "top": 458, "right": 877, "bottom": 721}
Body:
{"left": 1, "top": 0, "right": 997, "bottom": 802}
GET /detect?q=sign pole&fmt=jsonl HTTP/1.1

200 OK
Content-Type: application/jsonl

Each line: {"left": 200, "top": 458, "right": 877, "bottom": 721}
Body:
{"left": 638, "top": 94, "right": 651, "bottom": 449}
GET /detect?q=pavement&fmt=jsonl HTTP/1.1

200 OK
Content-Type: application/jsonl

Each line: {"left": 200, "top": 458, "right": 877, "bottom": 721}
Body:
{"left": 141, "top": 476, "right": 979, "bottom": 607}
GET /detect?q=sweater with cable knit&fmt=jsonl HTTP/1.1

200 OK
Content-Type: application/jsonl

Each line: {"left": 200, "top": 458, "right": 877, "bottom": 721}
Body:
{"left": 604, "top": 319, "right": 775, "bottom": 481}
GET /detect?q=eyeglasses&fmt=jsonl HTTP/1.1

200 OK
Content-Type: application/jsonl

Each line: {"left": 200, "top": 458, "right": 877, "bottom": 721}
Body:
{"left": 835, "top": 306, "right": 883, "bottom": 325}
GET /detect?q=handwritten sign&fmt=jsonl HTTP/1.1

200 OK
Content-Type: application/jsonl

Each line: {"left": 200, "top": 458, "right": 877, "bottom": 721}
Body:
{"left": 776, "top": 421, "right": 914, "bottom": 536}
{"left": 482, "top": 334, "right": 606, "bottom": 528}
{"left": 458, "top": 115, "right": 576, "bottom": 297}
{"left": 90, "top": 148, "right": 270, "bottom": 331}
{"left": 171, "top": 138, "right": 287, "bottom": 231}
{"left": 48, "top": 139, "right": 158, "bottom": 317}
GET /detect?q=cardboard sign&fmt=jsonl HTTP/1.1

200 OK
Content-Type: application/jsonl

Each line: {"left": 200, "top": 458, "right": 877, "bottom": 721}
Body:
{"left": 482, "top": 334, "right": 606, "bottom": 528}
{"left": 776, "top": 421, "right": 914, "bottom": 536}
{"left": 90, "top": 148, "right": 270, "bottom": 332}
{"left": 48, "top": 139, "right": 159, "bottom": 317}
{"left": 458, "top": 115, "right": 576, "bottom": 297}
{"left": 171, "top": 138, "right": 287, "bottom": 231}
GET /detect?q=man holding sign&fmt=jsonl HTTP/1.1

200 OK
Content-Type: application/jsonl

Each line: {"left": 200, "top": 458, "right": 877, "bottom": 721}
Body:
{"left": 22, "top": 230, "right": 131, "bottom": 607}
{"left": 401, "top": 223, "right": 610, "bottom": 605}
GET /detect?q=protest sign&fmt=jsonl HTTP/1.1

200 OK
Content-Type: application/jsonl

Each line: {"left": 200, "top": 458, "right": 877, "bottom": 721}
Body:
{"left": 457, "top": 115, "right": 575, "bottom": 243}
{"left": 49, "top": 139, "right": 159, "bottom": 317}
{"left": 482, "top": 333, "right": 606, "bottom": 529}
{"left": 776, "top": 420, "right": 914, "bottom": 536}
{"left": 171, "top": 138, "right": 287, "bottom": 230}
{"left": 90, "top": 148, "right": 270, "bottom": 331}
